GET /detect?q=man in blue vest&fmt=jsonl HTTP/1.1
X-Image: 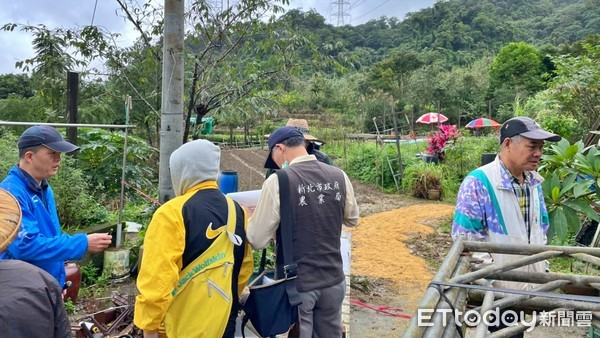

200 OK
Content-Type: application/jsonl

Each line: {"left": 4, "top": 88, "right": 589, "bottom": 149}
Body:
{"left": 248, "top": 126, "right": 359, "bottom": 338}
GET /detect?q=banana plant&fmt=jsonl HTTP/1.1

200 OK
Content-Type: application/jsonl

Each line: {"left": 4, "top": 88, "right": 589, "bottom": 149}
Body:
{"left": 540, "top": 139, "right": 600, "bottom": 242}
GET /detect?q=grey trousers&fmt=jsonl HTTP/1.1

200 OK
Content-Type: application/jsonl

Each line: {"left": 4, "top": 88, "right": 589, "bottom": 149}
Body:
{"left": 298, "top": 280, "right": 346, "bottom": 338}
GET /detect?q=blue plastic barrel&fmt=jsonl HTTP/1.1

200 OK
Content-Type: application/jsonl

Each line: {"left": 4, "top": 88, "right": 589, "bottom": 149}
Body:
{"left": 219, "top": 170, "right": 238, "bottom": 194}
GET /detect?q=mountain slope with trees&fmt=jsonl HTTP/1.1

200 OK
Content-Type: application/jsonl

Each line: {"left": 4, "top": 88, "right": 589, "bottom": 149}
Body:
{"left": 0, "top": 0, "right": 597, "bottom": 242}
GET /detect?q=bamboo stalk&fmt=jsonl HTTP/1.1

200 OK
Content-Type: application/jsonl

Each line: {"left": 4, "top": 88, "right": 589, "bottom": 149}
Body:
{"left": 468, "top": 290, "right": 600, "bottom": 311}
{"left": 423, "top": 256, "right": 471, "bottom": 338}
{"left": 474, "top": 281, "right": 495, "bottom": 338}
{"left": 485, "top": 270, "right": 600, "bottom": 287}
{"left": 487, "top": 308, "right": 562, "bottom": 338}
{"left": 570, "top": 253, "right": 600, "bottom": 267}
{"left": 440, "top": 287, "right": 468, "bottom": 338}
{"left": 450, "top": 251, "right": 563, "bottom": 284}
{"left": 463, "top": 241, "right": 600, "bottom": 256}
{"left": 403, "top": 240, "right": 464, "bottom": 338}
{"left": 472, "top": 280, "right": 570, "bottom": 313}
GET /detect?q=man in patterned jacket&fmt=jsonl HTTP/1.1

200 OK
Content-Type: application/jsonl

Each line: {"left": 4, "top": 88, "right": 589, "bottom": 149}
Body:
{"left": 452, "top": 117, "right": 561, "bottom": 337}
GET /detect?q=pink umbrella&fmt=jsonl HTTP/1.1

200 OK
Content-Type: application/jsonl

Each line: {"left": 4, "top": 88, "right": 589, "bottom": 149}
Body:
{"left": 416, "top": 112, "right": 448, "bottom": 124}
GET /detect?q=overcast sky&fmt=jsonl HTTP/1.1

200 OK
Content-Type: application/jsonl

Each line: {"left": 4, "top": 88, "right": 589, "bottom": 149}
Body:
{"left": 0, "top": 0, "right": 436, "bottom": 74}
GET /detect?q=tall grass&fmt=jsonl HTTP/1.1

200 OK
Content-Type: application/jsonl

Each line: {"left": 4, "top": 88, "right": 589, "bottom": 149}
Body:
{"left": 321, "top": 134, "right": 500, "bottom": 199}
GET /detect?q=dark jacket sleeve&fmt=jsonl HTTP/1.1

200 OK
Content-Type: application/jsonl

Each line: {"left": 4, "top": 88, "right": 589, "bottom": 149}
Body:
{"left": 45, "top": 272, "right": 72, "bottom": 338}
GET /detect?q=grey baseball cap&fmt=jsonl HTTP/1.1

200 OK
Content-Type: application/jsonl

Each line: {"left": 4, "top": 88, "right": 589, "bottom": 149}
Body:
{"left": 500, "top": 117, "right": 561, "bottom": 144}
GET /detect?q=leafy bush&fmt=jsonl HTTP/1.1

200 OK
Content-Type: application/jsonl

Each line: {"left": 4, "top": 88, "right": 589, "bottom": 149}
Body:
{"left": 50, "top": 155, "right": 112, "bottom": 230}
{"left": 79, "top": 261, "right": 109, "bottom": 291}
{"left": 402, "top": 161, "right": 444, "bottom": 198}
{"left": 523, "top": 92, "right": 584, "bottom": 142}
{"left": 444, "top": 135, "right": 499, "bottom": 181}
{"left": 0, "top": 129, "right": 18, "bottom": 175}
{"left": 427, "top": 125, "right": 459, "bottom": 155}
{"left": 538, "top": 139, "right": 600, "bottom": 242}
{"left": 77, "top": 128, "right": 158, "bottom": 203}
{"left": 63, "top": 299, "right": 76, "bottom": 314}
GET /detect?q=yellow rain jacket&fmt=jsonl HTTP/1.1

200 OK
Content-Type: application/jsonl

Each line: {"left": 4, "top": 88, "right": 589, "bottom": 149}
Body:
{"left": 134, "top": 181, "right": 253, "bottom": 337}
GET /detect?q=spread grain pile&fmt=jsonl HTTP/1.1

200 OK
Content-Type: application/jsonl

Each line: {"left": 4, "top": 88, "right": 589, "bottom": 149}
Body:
{"left": 348, "top": 203, "right": 455, "bottom": 304}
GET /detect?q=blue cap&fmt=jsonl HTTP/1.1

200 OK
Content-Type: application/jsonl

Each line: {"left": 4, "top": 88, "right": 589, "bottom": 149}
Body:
{"left": 18, "top": 125, "right": 80, "bottom": 153}
{"left": 264, "top": 126, "right": 304, "bottom": 169}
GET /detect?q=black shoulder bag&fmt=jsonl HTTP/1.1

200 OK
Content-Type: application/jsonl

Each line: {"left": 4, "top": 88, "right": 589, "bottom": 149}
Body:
{"left": 241, "top": 170, "right": 302, "bottom": 338}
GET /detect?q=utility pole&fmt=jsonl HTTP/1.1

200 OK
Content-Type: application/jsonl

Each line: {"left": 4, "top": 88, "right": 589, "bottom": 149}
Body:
{"left": 158, "top": 0, "right": 185, "bottom": 203}
{"left": 329, "top": 0, "right": 351, "bottom": 26}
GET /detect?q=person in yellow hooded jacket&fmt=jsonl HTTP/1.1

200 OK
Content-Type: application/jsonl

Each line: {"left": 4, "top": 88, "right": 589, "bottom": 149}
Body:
{"left": 134, "top": 139, "right": 253, "bottom": 338}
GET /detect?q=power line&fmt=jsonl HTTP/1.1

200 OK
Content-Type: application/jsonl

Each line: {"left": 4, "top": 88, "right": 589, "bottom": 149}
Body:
{"left": 352, "top": 0, "right": 393, "bottom": 22}
{"left": 352, "top": 0, "right": 368, "bottom": 8}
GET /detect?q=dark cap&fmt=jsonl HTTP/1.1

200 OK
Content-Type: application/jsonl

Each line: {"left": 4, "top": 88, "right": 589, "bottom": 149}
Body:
{"left": 264, "top": 126, "right": 304, "bottom": 169}
{"left": 18, "top": 125, "right": 80, "bottom": 153}
{"left": 499, "top": 117, "right": 561, "bottom": 144}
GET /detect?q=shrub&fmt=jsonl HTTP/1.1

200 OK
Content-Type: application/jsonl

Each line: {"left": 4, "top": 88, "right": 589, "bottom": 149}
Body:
{"left": 538, "top": 139, "right": 600, "bottom": 242}
{"left": 50, "top": 155, "right": 112, "bottom": 230}
{"left": 0, "top": 129, "right": 18, "bottom": 175}
{"left": 77, "top": 128, "right": 158, "bottom": 204}
{"left": 402, "top": 161, "right": 444, "bottom": 199}
{"left": 444, "top": 135, "right": 499, "bottom": 181}
{"left": 427, "top": 125, "right": 459, "bottom": 156}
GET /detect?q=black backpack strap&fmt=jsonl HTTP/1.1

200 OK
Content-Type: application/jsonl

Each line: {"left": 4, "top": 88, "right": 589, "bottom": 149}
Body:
{"left": 257, "top": 248, "right": 267, "bottom": 274}
{"left": 241, "top": 315, "right": 249, "bottom": 338}
{"left": 276, "top": 170, "right": 302, "bottom": 307}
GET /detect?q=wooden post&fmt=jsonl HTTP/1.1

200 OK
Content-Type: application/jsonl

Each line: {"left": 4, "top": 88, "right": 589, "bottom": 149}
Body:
{"left": 391, "top": 97, "right": 403, "bottom": 181}
{"left": 382, "top": 98, "right": 386, "bottom": 134}
{"left": 66, "top": 71, "right": 79, "bottom": 149}
{"left": 436, "top": 101, "right": 441, "bottom": 126}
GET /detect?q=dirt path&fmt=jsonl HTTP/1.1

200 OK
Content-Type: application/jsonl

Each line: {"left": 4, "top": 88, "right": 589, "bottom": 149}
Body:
{"left": 220, "top": 148, "right": 457, "bottom": 336}
{"left": 348, "top": 204, "right": 455, "bottom": 337}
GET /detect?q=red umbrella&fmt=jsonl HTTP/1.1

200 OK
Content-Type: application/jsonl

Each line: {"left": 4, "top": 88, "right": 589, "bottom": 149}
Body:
{"left": 416, "top": 112, "right": 448, "bottom": 124}
{"left": 465, "top": 117, "right": 501, "bottom": 129}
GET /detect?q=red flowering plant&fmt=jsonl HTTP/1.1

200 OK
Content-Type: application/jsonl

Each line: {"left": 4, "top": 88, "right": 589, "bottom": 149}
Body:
{"left": 427, "top": 125, "right": 459, "bottom": 156}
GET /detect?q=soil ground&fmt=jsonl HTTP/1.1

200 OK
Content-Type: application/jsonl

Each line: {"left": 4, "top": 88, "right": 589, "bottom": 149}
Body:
{"left": 70, "top": 147, "right": 589, "bottom": 337}
{"left": 220, "top": 147, "right": 588, "bottom": 338}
